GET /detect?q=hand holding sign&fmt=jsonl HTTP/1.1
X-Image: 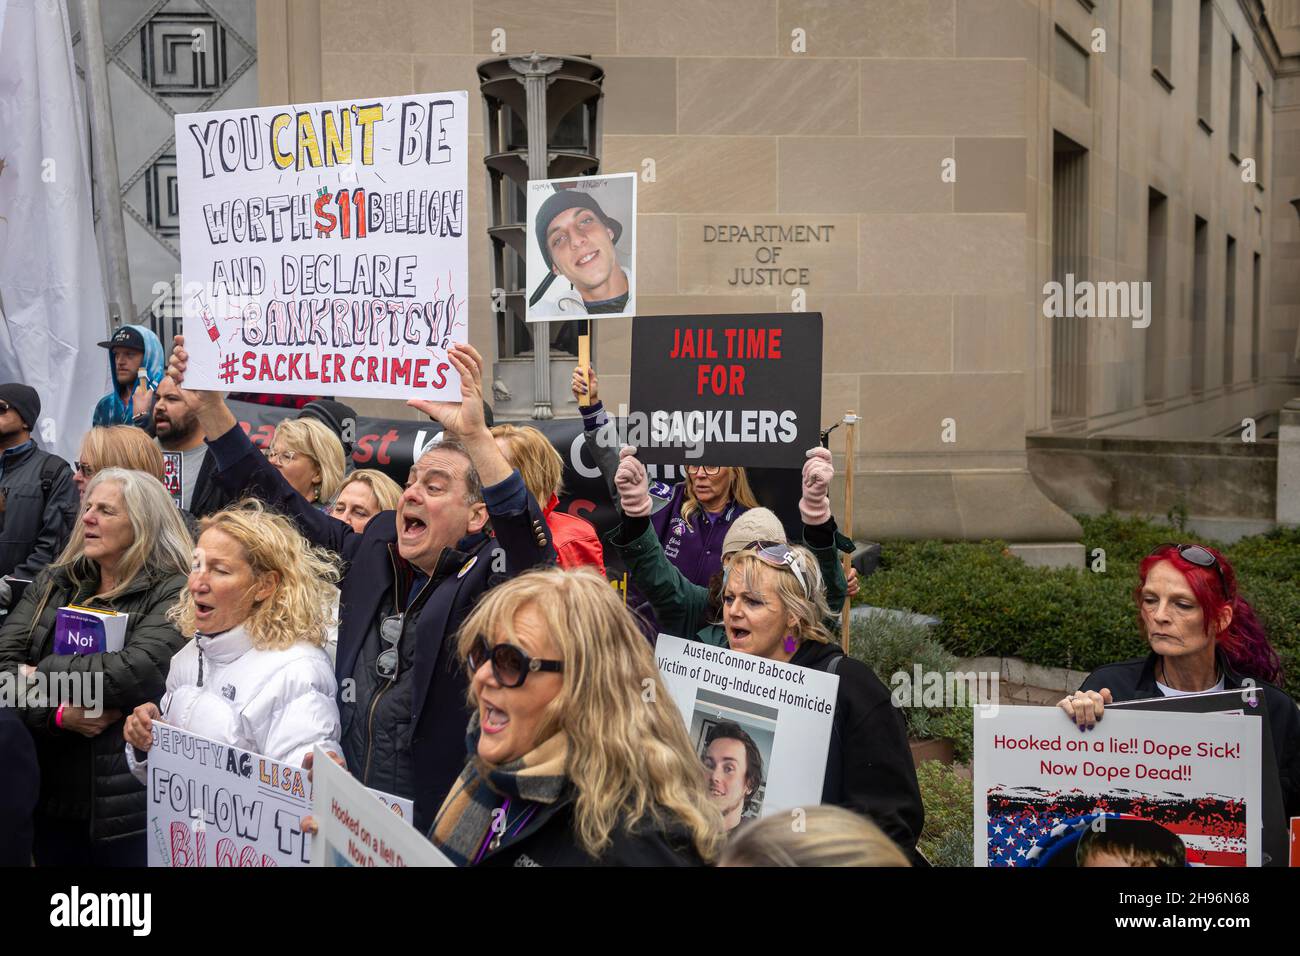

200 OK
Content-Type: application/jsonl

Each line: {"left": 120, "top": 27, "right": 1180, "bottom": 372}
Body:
{"left": 167, "top": 334, "right": 238, "bottom": 439}
{"left": 406, "top": 342, "right": 483, "bottom": 438}
{"left": 1058, "top": 687, "right": 1113, "bottom": 731}
{"left": 299, "top": 748, "right": 348, "bottom": 837}
{"left": 123, "top": 702, "right": 161, "bottom": 751}
{"left": 131, "top": 369, "right": 154, "bottom": 419}
{"left": 798, "top": 447, "right": 834, "bottom": 525}
{"left": 570, "top": 363, "right": 599, "bottom": 405}
{"left": 166, "top": 335, "right": 222, "bottom": 405}
{"left": 614, "top": 446, "right": 652, "bottom": 518}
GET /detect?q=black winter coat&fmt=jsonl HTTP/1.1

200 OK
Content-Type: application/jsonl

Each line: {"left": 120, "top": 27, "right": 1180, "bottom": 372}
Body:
{"left": 476, "top": 788, "right": 707, "bottom": 867}
{"left": 0, "top": 704, "right": 38, "bottom": 865}
{"left": 0, "top": 442, "right": 78, "bottom": 582}
{"left": 186, "top": 445, "right": 235, "bottom": 519}
{"left": 1081, "top": 651, "right": 1300, "bottom": 819}
{"left": 790, "top": 640, "right": 926, "bottom": 863}
{"left": 0, "top": 562, "right": 186, "bottom": 843}
{"left": 206, "top": 424, "right": 557, "bottom": 831}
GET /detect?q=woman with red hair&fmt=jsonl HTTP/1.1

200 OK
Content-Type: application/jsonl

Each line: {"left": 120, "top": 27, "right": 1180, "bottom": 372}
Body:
{"left": 1058, "top": 543, "right": 1300, "bottom": 817}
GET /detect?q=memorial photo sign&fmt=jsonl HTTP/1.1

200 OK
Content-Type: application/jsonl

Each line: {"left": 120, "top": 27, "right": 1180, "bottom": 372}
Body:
{"left": 526, "top": 172, "right": 636, "bottom": 322}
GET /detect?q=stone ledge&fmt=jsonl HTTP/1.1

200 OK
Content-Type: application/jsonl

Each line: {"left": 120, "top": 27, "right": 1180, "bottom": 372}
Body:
{"left": 959, "top": 655, "right": 1091, "bottom": 698}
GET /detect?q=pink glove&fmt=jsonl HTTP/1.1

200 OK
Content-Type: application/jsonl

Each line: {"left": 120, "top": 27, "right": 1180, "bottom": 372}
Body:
{"left": 615, "top": 446, "right": 652, "bottom": 518}
{"left": 799, "top": 446, "right": 834, "bottom": 525}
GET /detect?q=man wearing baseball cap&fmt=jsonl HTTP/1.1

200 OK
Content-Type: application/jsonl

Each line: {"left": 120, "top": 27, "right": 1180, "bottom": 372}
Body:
{"left": 91, "top": 324, "right": 165, "bottom": 428}
{"left": 530, "top": 188, "right": 632, "bottom": 317}
{"left": 0, "top": 383, "right": 78, "bottom": 610}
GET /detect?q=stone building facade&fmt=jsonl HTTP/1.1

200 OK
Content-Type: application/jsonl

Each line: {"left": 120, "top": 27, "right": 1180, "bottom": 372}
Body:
{"left": 248, "top": 0, "right": 1300, "bottom": 542}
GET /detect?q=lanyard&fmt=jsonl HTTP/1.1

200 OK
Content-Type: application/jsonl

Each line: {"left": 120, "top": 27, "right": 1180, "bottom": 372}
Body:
{"left": 472, "top": 796, "right": 539, "bottom": 865}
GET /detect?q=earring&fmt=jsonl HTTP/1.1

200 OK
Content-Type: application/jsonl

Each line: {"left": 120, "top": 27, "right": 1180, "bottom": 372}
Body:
{"left": 783, "top": 634, "right": 798, "bottom": 654}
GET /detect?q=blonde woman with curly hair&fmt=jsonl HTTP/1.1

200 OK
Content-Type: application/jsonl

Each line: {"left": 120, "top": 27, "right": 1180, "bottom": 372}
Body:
{"left": 123, "top": 501, "right": 343, "bottom": 776}
{"left": 431, "top": 567, "right": 724, "bottom": 866}
{"left": 265, "top": 417, "right": 346, "bottom": 506}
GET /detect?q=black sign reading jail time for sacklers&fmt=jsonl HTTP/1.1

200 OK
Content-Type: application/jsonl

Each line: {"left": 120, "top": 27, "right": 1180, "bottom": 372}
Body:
{"left": 626, "top": 313, "right": 822, "bottom": 469}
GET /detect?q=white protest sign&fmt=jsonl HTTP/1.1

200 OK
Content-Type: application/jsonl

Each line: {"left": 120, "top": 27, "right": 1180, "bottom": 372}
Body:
{"left": 146, "top": 723, "right": 413, "bottom": 867}
{"left": 310, "top": 744, "right": 452, "bottom": 866}
{"left": 175, "top": 92, "right": 468, "bottom": 400}
{"left": 146, "top": 723, "right": 313, "bottom": 867}
{"left": 655, "top": 634, "right": 837, "bottom": 831}
{"left": 974, "top": 706, "right": 1262, "bottom": 867}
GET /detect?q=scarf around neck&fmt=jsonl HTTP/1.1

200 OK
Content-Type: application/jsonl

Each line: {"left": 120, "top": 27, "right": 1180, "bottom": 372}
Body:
{"left": 431, "top": 716, "right": 569, "bottom": 866}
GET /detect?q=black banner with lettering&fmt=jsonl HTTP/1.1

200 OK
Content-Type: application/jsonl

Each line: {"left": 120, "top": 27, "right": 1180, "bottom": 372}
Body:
{"left": 626, "top": 313, "right": 822, "bottom": 468}
{"left": 227, "top": 400, "right": 802, "bottom": 574}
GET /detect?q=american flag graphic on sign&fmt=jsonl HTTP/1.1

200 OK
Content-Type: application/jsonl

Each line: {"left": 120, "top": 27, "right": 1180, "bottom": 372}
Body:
{"left": 985, "top": 787, "right": 1247, "bottom": 867}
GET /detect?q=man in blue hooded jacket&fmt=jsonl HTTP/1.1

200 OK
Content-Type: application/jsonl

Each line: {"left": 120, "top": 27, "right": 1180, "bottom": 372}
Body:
{"left": 91, "top": 325, "right": 165, "bottom": 428}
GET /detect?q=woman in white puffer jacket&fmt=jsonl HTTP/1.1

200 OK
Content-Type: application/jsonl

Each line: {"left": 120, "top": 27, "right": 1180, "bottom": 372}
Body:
{"left": 124, "top": 502, "right": 343, "bottom": 776}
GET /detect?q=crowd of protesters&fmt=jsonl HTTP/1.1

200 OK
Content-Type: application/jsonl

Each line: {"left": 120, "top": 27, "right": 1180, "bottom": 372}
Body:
{"left": 0, "top": 329, "right": 1297, "bottom": 869}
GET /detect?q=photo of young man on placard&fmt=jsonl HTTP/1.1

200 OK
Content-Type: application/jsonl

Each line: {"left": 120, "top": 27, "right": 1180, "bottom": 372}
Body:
{"left": 689, "top": 689, "right": 776, "bottom": 831}
{"left": 527, "top": 172, "right": 636, "bottom": 321}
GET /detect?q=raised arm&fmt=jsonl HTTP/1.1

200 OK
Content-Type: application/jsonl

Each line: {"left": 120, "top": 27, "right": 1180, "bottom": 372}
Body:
{"left": 166, "top": 335, "right": 357, "bottom": 555}
{"left": 607, "top": 447, "right": 708, "bottom": 639}
{"left": 797, "top": 447, "right": 850, "bottom": 617}
{"left": 410, "top": 343, "right": 556, "bottom": 573}
{"left": 572, "top": 364, "right": 622, "bottom": 507}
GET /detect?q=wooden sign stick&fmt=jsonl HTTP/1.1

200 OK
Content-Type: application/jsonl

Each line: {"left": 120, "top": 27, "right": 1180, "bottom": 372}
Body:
{"left": 840, "top": 411, "right": 860, "bottom": 653}
{"left": 577, "top": 327, "right": 591, "bottom": 398}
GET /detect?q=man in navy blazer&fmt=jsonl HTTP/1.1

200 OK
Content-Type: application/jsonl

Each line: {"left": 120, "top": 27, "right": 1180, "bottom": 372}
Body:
{"left": 169, "top": 340, "right": 556, "bottom": 830}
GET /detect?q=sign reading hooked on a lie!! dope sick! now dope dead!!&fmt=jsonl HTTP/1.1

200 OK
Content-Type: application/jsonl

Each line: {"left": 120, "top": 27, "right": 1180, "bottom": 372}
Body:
{"left": 626, "top": 313, "right": 823, "bottom": 468}
{"left": 174, "top": 91, "right": 469, "bottom": 400}
{"left": 974, "top": 706, "right": 1262, "bottom": 867}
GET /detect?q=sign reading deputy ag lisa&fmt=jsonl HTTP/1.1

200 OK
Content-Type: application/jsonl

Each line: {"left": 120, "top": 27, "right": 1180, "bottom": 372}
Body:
{"left": 174, "top": 92, "right": 468, "bottom": 400}
{"left": 627, "top": 313, "right": 822, "bottom": 468}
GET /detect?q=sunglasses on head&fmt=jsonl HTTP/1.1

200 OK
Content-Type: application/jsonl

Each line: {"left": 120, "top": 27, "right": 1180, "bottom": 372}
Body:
{"left": 738, "top": 540, "right": 810, "bottom": 598}
{"left": 466, "top": 634, "right": 563, "bottom": 688}
{"left": 0, "top": 401, "right": 10, "bottom": 414}
{"left": 1150, "top": 543, "right": 1230, "bottom": 598}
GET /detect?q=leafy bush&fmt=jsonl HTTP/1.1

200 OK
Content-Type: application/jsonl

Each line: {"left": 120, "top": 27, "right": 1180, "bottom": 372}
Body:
{"left": 916, "top": 760, "right": 973, "bottom": 867}
{"left": 849, "top": 613, "right": 975, "bottom": 762}
{"left": 855, "top": 514, "right": 1300, "bottom": 698}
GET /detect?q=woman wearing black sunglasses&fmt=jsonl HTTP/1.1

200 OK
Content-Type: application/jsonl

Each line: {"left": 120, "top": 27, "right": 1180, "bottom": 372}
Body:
{"left": 430, "top": 567, "right": 724, "bottom": 866}
{"left": 1059, "top": 543, "right": 1300, "bottom": 819}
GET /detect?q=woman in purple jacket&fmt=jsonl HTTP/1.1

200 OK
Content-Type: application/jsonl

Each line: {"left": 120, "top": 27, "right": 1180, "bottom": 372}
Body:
{"left": 573, "top": 365, "right": 757, "bottom": 588}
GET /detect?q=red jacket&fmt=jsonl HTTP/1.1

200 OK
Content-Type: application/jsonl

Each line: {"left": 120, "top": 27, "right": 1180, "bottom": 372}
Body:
{"left": 544, "top": 496, "right": 606, "bottom": 576}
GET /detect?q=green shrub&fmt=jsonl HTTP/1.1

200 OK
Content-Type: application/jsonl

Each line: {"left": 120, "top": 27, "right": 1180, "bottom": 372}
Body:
{"left": 849, "top": 613, "right": 975, "bottom": 763}
{"left": 916, "top": 760, "right": 973, "bottom": 867}
{"left": 855, "top": 514, "right": 1300, "bottom": 698}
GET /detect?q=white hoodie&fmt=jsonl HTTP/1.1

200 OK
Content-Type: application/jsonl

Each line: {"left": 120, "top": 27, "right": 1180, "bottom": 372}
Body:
{"left": 127, "top": 624, "right": 342, "bottom": 782}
